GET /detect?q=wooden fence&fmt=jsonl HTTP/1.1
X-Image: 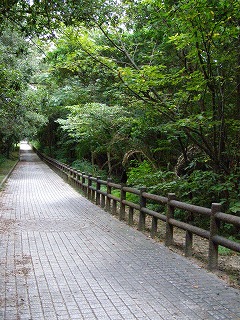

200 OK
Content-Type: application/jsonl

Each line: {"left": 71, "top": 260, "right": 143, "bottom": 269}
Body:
{"left": 34, "top": 148, "right": 240, "bottom": 270}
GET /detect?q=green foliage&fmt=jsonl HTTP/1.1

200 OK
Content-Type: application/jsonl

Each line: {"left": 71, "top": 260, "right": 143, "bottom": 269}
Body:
{"left": 218, "top": 246, "right": 232, "bottom": 256}
{"left": 0, "top": 27, "right": 47, "bottom": 156}
{"left": 127, "top": 160, "right": 157, "bottom": 188}
{"left": 218, "top": 236, "right": 240, "bottom": 255}
{"left": 71, "top": 159, "right": 108, "bottom": 180}
{"left": 230, "top": 202, "right": 240, "bottom": 215}
{"left": 56, "top": 102, "right": 135, "bottom": 173}
{"left": 0, "top": 0, "right": 111, "bottom": 35}
{"left": 127, "top": 161, "right": 239, "bottom": 213}
{"left": 0, "top": 155, "right": 6, "bottom": 166}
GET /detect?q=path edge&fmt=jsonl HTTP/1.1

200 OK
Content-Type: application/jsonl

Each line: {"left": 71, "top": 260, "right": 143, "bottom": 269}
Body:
{"left": 0, "top": 159, "right": 19, "bottom": 190}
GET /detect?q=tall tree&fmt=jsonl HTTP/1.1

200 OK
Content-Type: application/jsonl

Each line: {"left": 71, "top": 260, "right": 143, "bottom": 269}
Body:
{"left": 86, "top": 0, "right": 240, "bottom": 174}
{"left": 0, "top": 27, "right": 46, "bottom": 156}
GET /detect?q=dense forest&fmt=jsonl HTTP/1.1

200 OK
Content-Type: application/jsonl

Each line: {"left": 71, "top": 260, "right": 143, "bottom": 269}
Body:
{"left": 0, "top": 0, "right": 239, "bottom": 214}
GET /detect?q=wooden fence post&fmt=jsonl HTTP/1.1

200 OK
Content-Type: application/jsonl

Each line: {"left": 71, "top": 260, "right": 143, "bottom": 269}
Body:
{"left": 96, "top": 176, "right": 101, "bottom": 205}
{"left": 138, "top": 187, "right": 147, "bottom": 231}
{"left": 119, "top": 184, "right": 126, "bottom": 220}
{"left": 67, "top": 166, "right": 71, "bottom": 183}
{"left": 73, "top": 170, "right": 77, "bottom": 186}
{"left": 151, "top": 216, "right": 158, "bottom": 238}
{"left": 185, "top": 212, "right": 194, "bottom": 257}
{"left": 106, "top": 178, "right": 112, "bottom": 211}
{"left": 128, "top": 207, "right": 134, "bottom": 226}
{"left": 112, "top": 199, "right": 117, "bottom": 215}
{"left": 100, "top": 194, "right": 105, "bottom": 208}
{"left": 77, "top": 170, "right": 81, "bottom": 188}
{"left": 73, "top": 170, "right": 77, "bottom": 188}
{"left": 165, "top": 193, "right": 176, "bottom": 246}
{"left": 75, "top": 170, "right": 79, "bottom": 188}
{"left": 208, "top": 203, "right": 221, "bottom": 270}
{"left": 82, "top": 172, "right": 86, "bottom": 195}
{"left": 87, "top": 174, "right": 92, "bottom": 200}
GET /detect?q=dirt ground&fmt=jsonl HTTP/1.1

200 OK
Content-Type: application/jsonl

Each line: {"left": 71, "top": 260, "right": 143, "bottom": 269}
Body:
{"left": 165, "top": 230, "right": 239, "bottom": 289}
{"left": 140, "top": 217, "right": 240, "bottom": 290}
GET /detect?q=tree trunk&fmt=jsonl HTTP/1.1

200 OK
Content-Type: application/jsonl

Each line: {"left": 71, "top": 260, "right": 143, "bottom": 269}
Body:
{"left": 107, "top": 151, "right": 112, "bottom": 175}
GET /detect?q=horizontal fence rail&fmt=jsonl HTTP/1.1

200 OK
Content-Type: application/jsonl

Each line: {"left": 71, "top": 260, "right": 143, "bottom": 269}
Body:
{"left": 33, "top": 147, "right": 240, "bottom": 270}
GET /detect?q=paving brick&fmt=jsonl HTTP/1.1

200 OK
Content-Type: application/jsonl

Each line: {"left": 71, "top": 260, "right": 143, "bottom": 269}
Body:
{"left": 0, "top": 142, "right": 240, "bottom": 320}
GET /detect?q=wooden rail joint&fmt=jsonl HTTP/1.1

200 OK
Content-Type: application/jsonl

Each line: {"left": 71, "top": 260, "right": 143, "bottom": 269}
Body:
{"left": 208, "top": 203, "right": 222, "bottom": 270}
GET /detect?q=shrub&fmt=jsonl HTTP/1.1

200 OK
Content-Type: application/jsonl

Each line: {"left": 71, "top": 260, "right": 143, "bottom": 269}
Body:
{"left": 71, "top": 159, "right": 108, "bottom": 180}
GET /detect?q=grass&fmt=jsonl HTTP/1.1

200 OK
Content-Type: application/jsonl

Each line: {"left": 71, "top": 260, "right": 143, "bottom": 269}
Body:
{"left": 0, "top": 151, "right": 19, "bottom": 185}
{"left": 218, "top": 236, "right": 240, "bottom": 256}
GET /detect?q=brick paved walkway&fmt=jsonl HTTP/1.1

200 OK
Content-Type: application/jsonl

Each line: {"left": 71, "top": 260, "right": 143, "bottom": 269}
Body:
{"left": 0, "top": 142, "right": 240, "bottom": 320}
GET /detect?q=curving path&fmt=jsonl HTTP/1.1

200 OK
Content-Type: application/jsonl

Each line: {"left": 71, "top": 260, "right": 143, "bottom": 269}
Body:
{"left": 0, "top": 142, "right": 239, "bottom": 320}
